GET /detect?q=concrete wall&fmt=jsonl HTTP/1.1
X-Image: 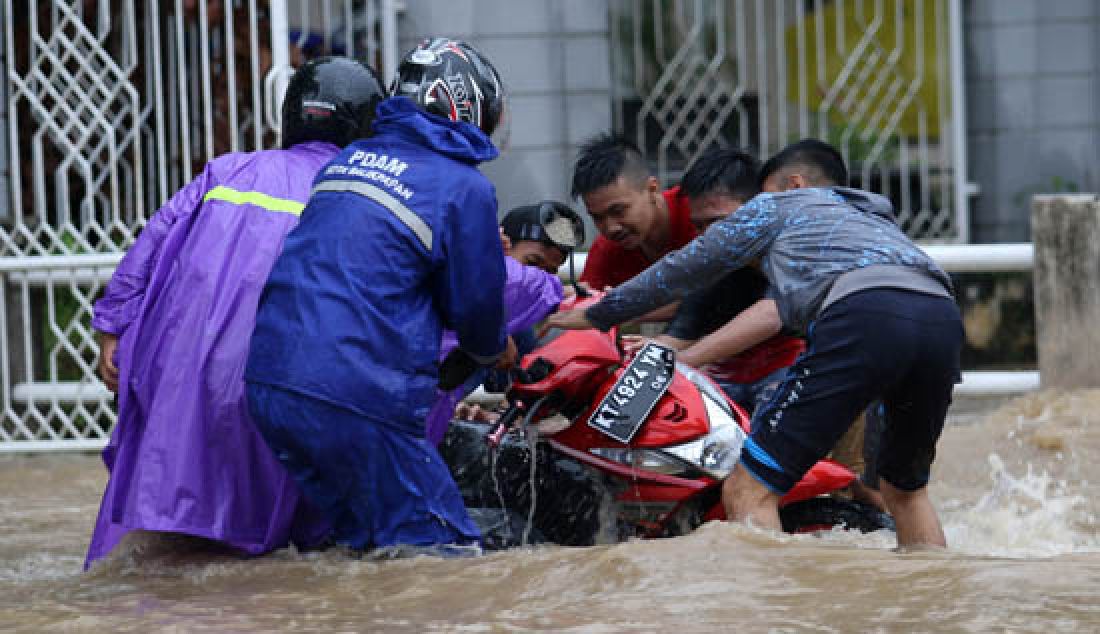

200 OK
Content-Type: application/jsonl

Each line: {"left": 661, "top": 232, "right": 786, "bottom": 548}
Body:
{"left": 965, "top": 1, "right": 1100, "bottom": 243}
{"left": 1032, "top": 195, "right": 1100, "bottom": 388}
{"left": 397, "top": 0, "right": 611, "bottom": 229}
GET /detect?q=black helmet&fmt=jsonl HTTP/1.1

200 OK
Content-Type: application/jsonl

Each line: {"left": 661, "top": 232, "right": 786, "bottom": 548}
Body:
{"left": 392, "top": 38, "right": 505, "bottom": 136}
{"left": 281, "top": 56, "right": 387, "bottom": 149}
{"left": 501, "top": 201, "right": 586, "bottom": 255}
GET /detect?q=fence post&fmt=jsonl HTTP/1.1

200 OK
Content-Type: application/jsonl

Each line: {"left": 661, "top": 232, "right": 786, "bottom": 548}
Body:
{"left": 380, "top": 0, "right": 399, "bottom": 86}
{"left": 1031, "top": 194, "right": 1100, "bottom": 389}
{"left": 0, "top": 0, "right": 8, "bottom": 223}
{"left": 0, "top": 3, "right": 23, "bottom": 400}
{"left": 268, "top": 0, "right": 290, "bottom": 147}
{"left": 947, "top": 0, "right": 970, "bottom": 243}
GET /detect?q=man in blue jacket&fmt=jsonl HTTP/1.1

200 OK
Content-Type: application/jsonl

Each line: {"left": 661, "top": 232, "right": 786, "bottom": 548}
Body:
{"left": 246, "top": 38, "right": 513, "bottom": 552}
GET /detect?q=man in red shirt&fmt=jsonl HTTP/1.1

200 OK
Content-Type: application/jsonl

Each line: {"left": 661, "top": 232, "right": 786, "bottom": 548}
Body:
{"left": 566, "top": 142, "right": 886, "bottom": 512}
{"left": 571, "top": 134, "right": 698, "bottom": 290}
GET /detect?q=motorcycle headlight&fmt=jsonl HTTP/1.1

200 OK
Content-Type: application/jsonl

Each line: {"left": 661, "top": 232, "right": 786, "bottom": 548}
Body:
{"left": 659, "top": 386, "right": 747, "bottom": 480}
{"left": 588, "top": 446, "right": 693, "bottom": 477}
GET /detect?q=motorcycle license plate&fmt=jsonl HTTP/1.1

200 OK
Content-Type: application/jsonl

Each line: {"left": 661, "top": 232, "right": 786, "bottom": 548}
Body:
{"left": 588, "top": 342, "right": 675, "bottom": 443}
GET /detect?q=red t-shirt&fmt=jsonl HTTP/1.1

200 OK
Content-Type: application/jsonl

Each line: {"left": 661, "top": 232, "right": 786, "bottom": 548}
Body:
{"left": 579, "top": 186, "right": 698, "bottom": 289}
{"left": 707, "top": 336, "right": 807, "bottom": 385}
{"left": 579, "top": 186, "right": 803, "bottom": 383}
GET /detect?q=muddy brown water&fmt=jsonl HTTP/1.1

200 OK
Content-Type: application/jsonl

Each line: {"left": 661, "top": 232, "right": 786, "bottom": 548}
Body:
{"left": 2, "top": 391, "right": 1099, "bottom": 632}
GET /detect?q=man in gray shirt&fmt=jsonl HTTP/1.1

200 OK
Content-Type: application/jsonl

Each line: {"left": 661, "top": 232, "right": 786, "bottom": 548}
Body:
{"left": 548, "top": 140, "right": 963, "bottom": 549}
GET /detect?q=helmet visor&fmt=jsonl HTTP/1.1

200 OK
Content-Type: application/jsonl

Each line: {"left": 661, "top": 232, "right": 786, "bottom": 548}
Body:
{"left": 513, "top": 202, "right": 584, "bottom": 252}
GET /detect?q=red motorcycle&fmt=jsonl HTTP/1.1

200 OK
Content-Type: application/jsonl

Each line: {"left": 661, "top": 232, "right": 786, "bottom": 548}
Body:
{"left": 440, "top": 302, "right": 893, "bottom": 548}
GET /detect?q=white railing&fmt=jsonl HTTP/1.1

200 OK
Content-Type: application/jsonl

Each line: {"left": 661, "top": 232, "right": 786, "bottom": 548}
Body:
{"left": 0, "top": 243, "right": 1037, "bottom": 453}
{"left": 922, "top": 243, "right": 1033, "bottom": 272}
{"left": 559, "top": 243, "right": 1035, "bottom": 277}
{"left": 0, "top": 0, "right": 399, "bottom": 452}
{"left": 558, "top": 243, "right": 1040, "bottom": 397}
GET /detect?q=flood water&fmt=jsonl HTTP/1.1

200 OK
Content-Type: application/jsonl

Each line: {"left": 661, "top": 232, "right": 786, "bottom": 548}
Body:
{"left": 2, "top": 391, "right": 1099, "bottom": 632}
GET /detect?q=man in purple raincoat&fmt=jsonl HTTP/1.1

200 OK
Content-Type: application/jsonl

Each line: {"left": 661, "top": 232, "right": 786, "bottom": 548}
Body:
{"left": 85, "top": 57, "right": 386, "bottom": 568}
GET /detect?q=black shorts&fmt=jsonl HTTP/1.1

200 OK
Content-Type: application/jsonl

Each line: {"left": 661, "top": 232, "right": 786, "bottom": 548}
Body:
{"left": 739, "top": 288, "right": 963, "bottom": 493}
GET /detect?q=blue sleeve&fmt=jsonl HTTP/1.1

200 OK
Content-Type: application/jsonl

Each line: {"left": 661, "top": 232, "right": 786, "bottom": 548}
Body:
{"left": 437, "top": 177, "right": 508, "bottom": 363}
{"left": 586, "top": 194, "right": 783, "bottom": 330}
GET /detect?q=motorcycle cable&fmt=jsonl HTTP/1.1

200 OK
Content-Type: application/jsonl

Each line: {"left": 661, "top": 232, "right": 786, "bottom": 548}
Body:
{"left": 487, "top": 401, "right": 524, "bottom": 447}
{"left": 518, "top": 393, "right": 552, "bottom": 547}
{"left": 483, "top": 393, "right": 550, "bottom": 546}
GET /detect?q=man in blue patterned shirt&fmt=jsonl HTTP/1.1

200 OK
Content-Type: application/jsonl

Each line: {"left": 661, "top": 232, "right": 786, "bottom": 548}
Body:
{"left": 548, "top": 140, "right": 963, "bottom": 549}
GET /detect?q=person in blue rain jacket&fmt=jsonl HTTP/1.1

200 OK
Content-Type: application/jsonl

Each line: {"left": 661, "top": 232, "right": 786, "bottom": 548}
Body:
{"left": 245, "top": 38, "right": 514, "bottom": 552}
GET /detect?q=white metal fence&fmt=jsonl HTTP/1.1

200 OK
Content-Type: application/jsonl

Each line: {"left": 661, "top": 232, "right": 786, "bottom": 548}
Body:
{"left": 0, "top": 0, "right": 1027, "bottom": 452}
{"left": 610, "top": 0, "right": 968, "bottom": 242}
{"left": 0, "top": 0, "right": 397, "bottom": 451}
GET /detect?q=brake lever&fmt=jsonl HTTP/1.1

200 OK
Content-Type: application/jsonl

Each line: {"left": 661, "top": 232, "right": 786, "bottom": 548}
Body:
{"left": 487, "top": 401, "right": 524, "bottom": 448}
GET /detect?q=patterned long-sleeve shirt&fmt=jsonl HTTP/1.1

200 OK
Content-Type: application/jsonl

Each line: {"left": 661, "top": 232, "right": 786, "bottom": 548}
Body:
{"left": 586, "top": 187, "right": 952, "bottom": 335}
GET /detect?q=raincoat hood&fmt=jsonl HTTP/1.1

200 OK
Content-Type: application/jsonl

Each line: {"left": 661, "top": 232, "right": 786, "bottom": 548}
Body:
{"left": 373, "top": 96, "right": 499, "bottom": 165}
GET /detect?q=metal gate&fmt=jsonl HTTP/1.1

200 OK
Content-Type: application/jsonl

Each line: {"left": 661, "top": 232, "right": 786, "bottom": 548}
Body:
{"left": 610, "top": 0, "right": 969, "bottom": 242}
{"left": 0, "top": 0, "right": 398, "bottom": 451}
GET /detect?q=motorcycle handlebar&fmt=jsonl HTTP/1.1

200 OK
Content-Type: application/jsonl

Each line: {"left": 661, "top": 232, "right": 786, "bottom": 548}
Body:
{"left": 487, "top": 401, "right": 525, "bottom": 447}
{"left": 439, "top": 343, "right": 553, "bottom": 391}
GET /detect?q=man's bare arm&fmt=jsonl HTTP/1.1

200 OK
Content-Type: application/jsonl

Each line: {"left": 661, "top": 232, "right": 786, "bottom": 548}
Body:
{"left": 677, "top": 299, "right": 782, "bottom": 368}
{"left": 620, "top": 333, "right": 693, "bottom": 354}
{"left": 626, "top": 301, "right": 680, "bottom": 324}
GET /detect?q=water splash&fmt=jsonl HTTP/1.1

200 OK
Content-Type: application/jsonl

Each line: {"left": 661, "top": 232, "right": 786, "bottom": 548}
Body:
{"left": 521, "top": 423, "right": 539, "bottom": 547}
{"left": 486, "top": 445, "right": 515, "bottom": 545}
{"left": 942, "top": 454, "right": 1099, "bottom": 558}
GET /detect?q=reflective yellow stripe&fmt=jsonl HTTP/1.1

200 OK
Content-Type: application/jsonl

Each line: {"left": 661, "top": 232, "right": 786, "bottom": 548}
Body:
{"left": 203, "top": 185, "right": 306, "bottom": 215}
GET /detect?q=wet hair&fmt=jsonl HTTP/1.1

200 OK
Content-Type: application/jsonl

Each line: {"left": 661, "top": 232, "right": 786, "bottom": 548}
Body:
{"left": 759, "top": 139, "right": 849, "bottom": 187}
{"left": 570, "top": 133, "right": 651, "bottom": 199}
{"left": 679, "top": 147, "right": 761, "bottom": 203}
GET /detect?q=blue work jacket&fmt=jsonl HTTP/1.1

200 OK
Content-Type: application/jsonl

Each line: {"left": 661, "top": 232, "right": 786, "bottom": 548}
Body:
{"left": 247, "top": 97, "right": 507, "bottom": 435}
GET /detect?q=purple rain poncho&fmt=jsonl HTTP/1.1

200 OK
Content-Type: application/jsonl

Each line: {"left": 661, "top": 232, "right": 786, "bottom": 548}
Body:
{"left": 85, "top": 141, "right": 340, "bottom": 568}
{"left": 424, "top": 257, "right": 563, "bottom": 445}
